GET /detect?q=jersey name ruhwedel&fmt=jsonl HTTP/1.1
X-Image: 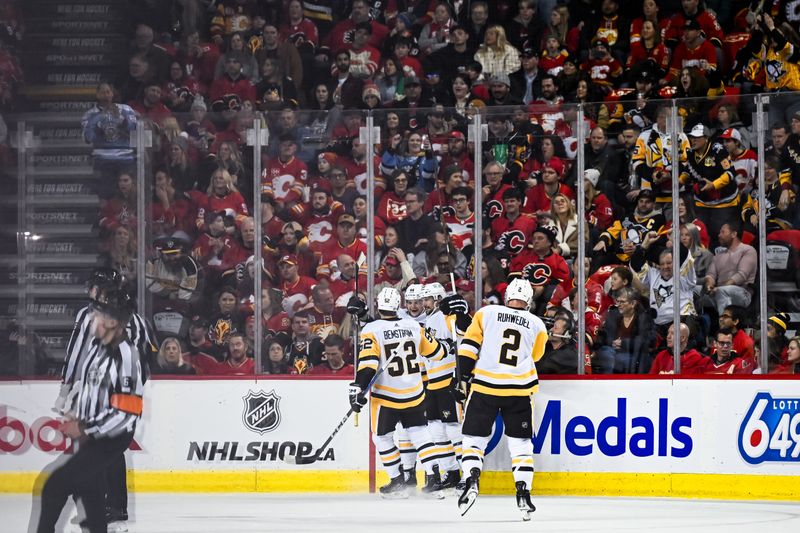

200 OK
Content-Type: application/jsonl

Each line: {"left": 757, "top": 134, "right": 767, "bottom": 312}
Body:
{"left": 358, "top": 318, "right": 444, "bottom": 408}
{"left": 459, "top": 305, "right": 548, "bottom": 396}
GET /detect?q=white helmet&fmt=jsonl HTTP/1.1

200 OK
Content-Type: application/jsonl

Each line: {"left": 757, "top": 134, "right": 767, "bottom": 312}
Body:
{"left": 404, "top": 284, "right": 424, "bottom": 302}
{"left": 421, "top": 282, "right": 446, "bottom": 300}
{"left": 504, "top": 278, "right": 534, "bottom": 307}
{"left": 377, "top": 287, "right": 402, "bottom": 312}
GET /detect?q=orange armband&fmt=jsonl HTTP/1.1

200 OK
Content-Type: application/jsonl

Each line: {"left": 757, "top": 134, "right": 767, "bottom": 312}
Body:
{"left": 110, "top": 393, "right": 143, "bottom": 416}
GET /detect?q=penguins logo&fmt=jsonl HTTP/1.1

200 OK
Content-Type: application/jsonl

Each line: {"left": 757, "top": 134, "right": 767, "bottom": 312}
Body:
{"left": 654, "top": 284, "right": 673, "bottom": 308}
{"left": 522, "top": 263, "right": 552, "bottom": 286}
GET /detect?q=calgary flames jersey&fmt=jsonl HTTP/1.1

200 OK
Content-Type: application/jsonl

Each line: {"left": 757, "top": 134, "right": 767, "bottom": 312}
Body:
{"left": 358, "top": 318, "right": 445, "bottom": 409}
{"left": 459, "top": 305, "right": 548, "bottom": 397}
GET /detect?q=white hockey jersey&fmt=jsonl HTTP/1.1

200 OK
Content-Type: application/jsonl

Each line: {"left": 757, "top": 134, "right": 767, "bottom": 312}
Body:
{"left": 358, "top": 317, "right": 445, "bottom": 409}
{"left": 458, "top": 305, "right": 548, "bottom": 397}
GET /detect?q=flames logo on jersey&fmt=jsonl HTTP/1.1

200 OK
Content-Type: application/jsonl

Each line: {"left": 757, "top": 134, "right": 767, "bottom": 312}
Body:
{"left": 242, "top": 390, "right": 282, "bottom": 435}
{"left": 209, "top": 318, "right": 234, "bottom": 346}
{"left": 498, "top": 230, "right": 526, "bottom": 254}
{"left": 485, "top": 199, "right": 503, "bottom": 220}
{"left": 522, "top": 263, "right": 552, "bottom": 286}
{"left": 308, "top": 221, "right": 333, "bottom": 244}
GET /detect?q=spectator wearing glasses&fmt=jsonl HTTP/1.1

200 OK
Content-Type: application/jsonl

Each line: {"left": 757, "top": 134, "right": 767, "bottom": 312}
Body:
{"left": 706, "top": 328, "right": 754, "bottom": 374}
{"left": 718, "top": 305, "right": 756, "bottom": 367}
{"left": 397, "top": 188, "right": 434, "bottom": 256}
{"left": 443, "top": 187, "right": 475, "bottom": 250}
{"left": 596, "top": 287, "right": 656, "bottom": 374}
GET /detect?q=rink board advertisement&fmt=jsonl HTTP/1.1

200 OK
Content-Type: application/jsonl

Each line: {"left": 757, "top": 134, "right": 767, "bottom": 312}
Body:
{"left": 1, "top": 378, "right": 798, "bottom": 499}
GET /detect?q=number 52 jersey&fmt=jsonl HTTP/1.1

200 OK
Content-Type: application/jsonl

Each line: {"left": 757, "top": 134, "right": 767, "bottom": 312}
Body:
{"left": 358, "top": 318, "right": 445, "bottom": 409}
{"left": 459, "top": 305, "right": 548, "bottom": 397}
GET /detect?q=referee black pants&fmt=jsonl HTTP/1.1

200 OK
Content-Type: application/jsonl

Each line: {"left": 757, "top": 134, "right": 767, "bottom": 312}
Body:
{"left": 37, "top": 432, "right": 132, "bottom": 533}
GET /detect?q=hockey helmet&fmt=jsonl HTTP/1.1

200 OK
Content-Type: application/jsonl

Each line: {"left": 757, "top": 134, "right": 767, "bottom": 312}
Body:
{"left": 88, "top": 267, "right": 122, "bottom": 292}
{"left": 376, "top": 287, "right": 402, "bottom": 313}
{"left": 421, "top": 282, "right": 447, "bottom": 301}
{"left": 504, "top": 278, "right": 534, "bottom": 307}
{"left": 404, "top": 284, "right": 424, "bottom": 302}
{"left": 92, "top": 286, "right": 136, "bottom": 323}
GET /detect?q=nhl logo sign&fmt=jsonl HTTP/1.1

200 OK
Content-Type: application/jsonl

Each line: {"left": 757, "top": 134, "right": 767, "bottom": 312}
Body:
{"left": 242, "top": 390, "right": 281, "bottom": 434}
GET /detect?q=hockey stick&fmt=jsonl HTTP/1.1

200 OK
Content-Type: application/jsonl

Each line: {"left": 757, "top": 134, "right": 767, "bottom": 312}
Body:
{"left": 284, "top": 343, "right": 404, "bottom": 465}
{"left": 352, "top": 255, "right": 365, "bottom": 427}
{"left": 438, "top": 188, "right": 463, "bottom": 400}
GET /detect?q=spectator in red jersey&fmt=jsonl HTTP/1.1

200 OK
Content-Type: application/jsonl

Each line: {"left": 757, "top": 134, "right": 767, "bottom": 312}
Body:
{"left": 663, "top": 19, "right": 717, "bottom": 84}
{"left": 174, "top": 30, "right": 220, "bottom": 90}
{"left": 596, "top": 286, "right": 656, "bottom": 374}
{"left": 425, "top": 165, "right": 464, "bottom": 215}
{"left": 377, "top": 169, "right": 410, "bottom": 225}
{"left": 261, "top": 133, "right": 308, "bottom": 212}
{"left": 348, "top": 22, "right": 382, "bottom": 79}
{"left": 209, "top": 55, "right": 257, "bottom": 106}
{"left": 353, "top": 194, "right": 387, "bottom": 249}
{"left": 280, "top": 0, "right": 319, "bottom": 55}
{"left": 650, "top": 322, "right": 712, "bottom": 374}
{"left": 299, "top": 183, "right": 345, "bottom": 246}
{"left": 184, "top": 316, "right": 218, "bottom": 373}
{"left": 99, "top": 171, "right": 137, "bottom": 233}
{"left": 129, "top": 82, "right": 173, "bottom": 127}
{"left": 163, "top": 61, "right": 202, "bottom": 114}
{"left": 492, "top": 188, "right": 537, "bottom": 255}
{"left": 261, "top": 287, "right": 291, "bottom": 339}
{"left": 261, "top": 339, "right": 291, "bottom": 374}
{"left": 482, "top": 160, "right": 513, "bottom": 222}
{"left": 215, "top": 331, "right": 255, "bottom": 375}
{"left": 523, "top": 157, "right": 574, "bottom": 215}
{"left": 315, "top": 213, "right": 367, "bottom": 279}
{"left": 307, "top": 285, "right": 346, "bottom": 340}
{"left": 196, "top": 169, "right": 249, "bottom": 230}
{"left": 580, "top": 37, "right": 623, "bottom": 95}
{"left": 278, "top": 254, "right": 317, "bottom": 315}
{"left": 705, "top": 328, "right": 755, "bottom": 374}
{"left": 309, "top": 334, "right": 355, "bottom": 375}
{"left": 151, "top": 169, "right": 199, "bottom": 237}
{"left": 443, "top": 186, "right": 476, "bottom": 250}
{"left": 324, "top": 0, "right": 389, "bottom": 57}
{"left": 509, "top": 225, "right": 570, "bottom": 315}
{"left": 718, "top": 305, "right": 756, "bottom": 367}
{"left": 327, "top": 253, "right": 365, "bottom": 307}
{"left": 626, "top": 20, "right": 670, "bottom": 76}
{"left": 438, "top": 130, "right": 474, "bottom": 184}
{"left": 275, "top": 221, "right": 317, "bottom": 278}
{"left": 665, "top": 0, "right": 723, "bottom": 51}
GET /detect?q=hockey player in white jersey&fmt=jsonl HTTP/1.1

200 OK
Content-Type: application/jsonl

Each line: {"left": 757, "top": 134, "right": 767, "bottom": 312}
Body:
{"left": 398, "top": 284, "right": 427, "bottom": 324}
{"left": 422, "top": 288, "right": 475, "bottom": 490}
{"left": 455, "top": 279, "right": 548, "bottom": 520}
{"left": 349, "top": 287, "right": 448, "bottom": 498}
{"left": 421, "top": 282, "right": 446, "bottom": 315}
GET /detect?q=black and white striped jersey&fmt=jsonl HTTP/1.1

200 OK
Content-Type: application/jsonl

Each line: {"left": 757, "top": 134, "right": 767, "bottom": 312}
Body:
{"left": 75, "top": 338, "right": 145, "bottom": 439}
{"left": 62, "top": 305, "right": 156, "bottom": 387}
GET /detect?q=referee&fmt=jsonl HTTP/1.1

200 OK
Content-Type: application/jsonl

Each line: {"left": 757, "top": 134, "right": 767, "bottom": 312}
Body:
{"left": 38, "top": 286, "right": 147, "bottom": 532}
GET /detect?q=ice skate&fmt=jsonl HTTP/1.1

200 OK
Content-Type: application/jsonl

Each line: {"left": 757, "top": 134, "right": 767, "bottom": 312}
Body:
{"left": 106, "top": 507, "right": 129, "bottom": 532}
{"left": 439, "top": 469, "right": 461, "bottom": 493}
{"left": 402, "top": 466, "right": 417, "bottom": 489}
{"left": 515, "top": 481, "right": 536, "bottom": 521}
{"left": 379, "top": 475, "right": 410, "bottom": 499}
{"left": 420, "top": 465, "right": 445, "bottom": 499}
{"left": 457, "top": 468, "right": 481, "bottom": 516}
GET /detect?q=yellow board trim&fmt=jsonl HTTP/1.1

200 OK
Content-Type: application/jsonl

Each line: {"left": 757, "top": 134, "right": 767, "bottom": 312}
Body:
{"left": 2, "top": 471, "right": 798, "bottom": 501}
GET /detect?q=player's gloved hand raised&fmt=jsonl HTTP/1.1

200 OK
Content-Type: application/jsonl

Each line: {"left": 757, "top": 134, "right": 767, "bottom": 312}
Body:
{"left": 439, "top": 294, "right": 469, "bottom": 316}
{"left": 346, "top": 296, "right": 367, "bottom": 318}
{"left": 348, "top": 382, "right": 367, "bottom": 413}
{"left": 449, "top": 378, "right": 468, "bottom": 403}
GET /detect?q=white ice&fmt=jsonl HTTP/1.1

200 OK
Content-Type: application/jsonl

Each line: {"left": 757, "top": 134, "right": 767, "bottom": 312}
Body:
{"left": 4, "top": 493, "right": 800, "bottom": 533}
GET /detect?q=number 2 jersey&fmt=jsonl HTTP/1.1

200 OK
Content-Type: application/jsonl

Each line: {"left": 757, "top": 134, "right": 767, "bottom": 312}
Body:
{"left": 458, "top": 305, "right": 548, "bottom": 397}
{"left": 357, "top": 317, "right": 445, "bottom": 409}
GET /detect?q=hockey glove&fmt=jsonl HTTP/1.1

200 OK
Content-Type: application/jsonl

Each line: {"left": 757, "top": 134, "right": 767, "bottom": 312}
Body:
{"left": 53, "top": 383, "right": 71, "bottom": 415}
{"left": 439, "top": 294, "right": 469, "bottom": 316}
{"left": 449, "top": 378, "right": 469, "bottom": 403}
{"left": 346, "top": 296, "right": 368, "bottom": 319}
{"left": 348, "top": 382, "right": 368, "bottom": 413}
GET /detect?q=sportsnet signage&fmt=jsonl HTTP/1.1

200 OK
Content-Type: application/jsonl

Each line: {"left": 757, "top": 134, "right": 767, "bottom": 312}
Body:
{"left": 739, "top": 392, "right": 800, "bottom": 464}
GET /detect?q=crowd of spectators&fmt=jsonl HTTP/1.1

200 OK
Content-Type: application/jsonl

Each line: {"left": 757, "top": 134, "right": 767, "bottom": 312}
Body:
{"left": 8, "top": 0, "right": 800, "bottom": 376}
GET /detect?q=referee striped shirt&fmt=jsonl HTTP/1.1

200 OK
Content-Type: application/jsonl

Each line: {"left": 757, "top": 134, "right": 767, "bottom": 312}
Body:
{"left": 62, "top": 306, "right": 156, "bottom": 387}
{"left": 76, "top": 338, "right": 145, "bottom": 439}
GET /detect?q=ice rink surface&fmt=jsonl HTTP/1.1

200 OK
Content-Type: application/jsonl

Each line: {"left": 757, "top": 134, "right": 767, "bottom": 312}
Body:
{"left": 5, "top": 493, "right": 800, "bottom": 533}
